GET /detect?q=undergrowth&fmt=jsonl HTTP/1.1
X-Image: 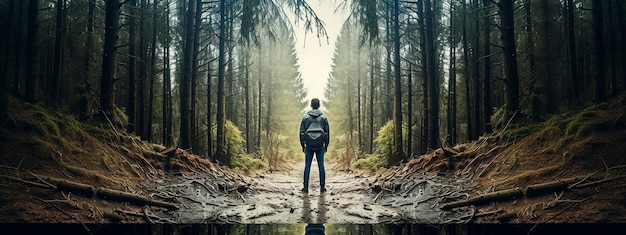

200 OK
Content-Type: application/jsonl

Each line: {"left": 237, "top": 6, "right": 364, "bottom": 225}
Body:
{"left": 539, "top": 110, "right": 594, "bottom": 153}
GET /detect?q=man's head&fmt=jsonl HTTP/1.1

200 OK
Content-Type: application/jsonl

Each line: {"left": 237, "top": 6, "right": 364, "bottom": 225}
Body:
{"left": 310, "top": 98, "right": 320, "bottom": 109}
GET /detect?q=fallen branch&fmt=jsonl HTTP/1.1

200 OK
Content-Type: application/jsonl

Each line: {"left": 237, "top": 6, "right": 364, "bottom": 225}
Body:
{"left": 33, "top": 195, "right": 90, "bottom": 230}
{"left": 497, "top": 211, "right": 517, "bottom": 222}
{"left": 114, "top": 208, "right": 161, "bottom": 221}
{"left": 0, "top": 174, "right": 55, "bottom": 189}
{"left": 41, "top": 176, "right": 179, "bottom": 210}
{"left": 441, "top": 177, "right": 582, "bottom": 209}
{"left": 143, "top": 207, "right": 157, "bottom": 224}
{"left": 441, "top": 187, "right": 525, "bottom": 209}
{"left": 474, "top": 209, "right": 506, "bottom": 218}
{"left": 569, "top": 175, "right": 626, "bottom": 189}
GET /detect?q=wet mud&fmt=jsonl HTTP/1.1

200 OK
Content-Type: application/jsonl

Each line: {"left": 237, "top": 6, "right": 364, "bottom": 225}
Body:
{"left": 141, "top": 159, "right": 477, "bottom": 224}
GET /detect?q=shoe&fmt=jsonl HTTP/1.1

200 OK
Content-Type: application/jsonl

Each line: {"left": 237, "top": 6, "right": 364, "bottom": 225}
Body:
{"left": 320, "top": 187, "right": 327, "bottom": 193}
{"left": 301, "top": 188, "right": 308, "bottom": 193}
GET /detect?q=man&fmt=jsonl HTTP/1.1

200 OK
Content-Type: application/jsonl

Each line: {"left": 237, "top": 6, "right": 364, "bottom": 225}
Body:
{"left": 299, "top": 98, "right": 330, "bottom": 193}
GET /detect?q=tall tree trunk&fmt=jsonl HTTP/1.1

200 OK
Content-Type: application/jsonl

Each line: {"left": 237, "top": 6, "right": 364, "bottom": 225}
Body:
{"left": 566, "top": 0, "right": 580, "bottom": 103}
{"left": 256, "top": 46, "right": 262, "bottom": 154}
{"left": 385, "top": 4, "right": 393, "bottom": 122}
{"left": 138, "top": 0, "right": 148, "bottom": 138}
{"left": 13, "top": 0, "right": 26, "bottom": 96}
{"left": 191, "top": 0, "right": 203, "bottom": 152}
{"left": 162, "top": 0, "right": 172, "bottom": 145}
{"left": 617, "top": 0, "right": 626, "bottom": 90}
{"left": 147, "top": 0, "right": 159, "bottom": 142}
{"left": 207, "top": 43, "right": 214, "bottom": 157}
{"left": 127, "top": 0, "right": 137, "bottom": 134}
{"left": 448, "top": 1, "right": 457, "bottom": 146}
{"left": 25, "top": 0, "right": 40, "bottom": 104}
{"left": 407, "top": 63, "right": 413, "bottom": 157}
{"left": 50, "top": 0, "right": 64, "bottom": 106}
{"left": 499, "top": 0, "right": 521, "bottom": 114}
{"left": 482, "top": 0, "right": 492, "bottom": 133}
{"left": 525, "top": 0, "right": 538, "bottom": 116}
{"left": 81, "top": 0, "right": 95, "bottom": 117}
{"left": 592, "top": 0, "right": 605, "bottom": 103}
{"left": 357, "top": 49, "right": 363, "bottom": 152}
{"left": 216, "top": 0, "right": 229, "bottom": 166}
{"left": 461, "top": 1, "right": 473, "bottom": 141}
{"left": 347, "top": 24, "right": 354, "bottom": 142}
{"left": 369, "top": 48, "right": 375, "bottom": 154}
{"left": 100, "top": 0, "right": 121, "bottom": 114}
{"left": 538, "top": 0, "right": 553, "bottom": 114}
{"left": 424, "top": 0, "right": 439, "bottom": 150}
{"left": 181, "top": 0, "right": 195, "bottom": 149}
{"left": 227, "top": 9, "right": 236, "bottom": 125}
{"left": 417, "top": 0, "right": 428, "bottom": 154}
{"left": 607, "top": 0, "right": 617, "bottom": 95}
{"left": 472, "top": 0, "right": 481, "bottom": 136}
{"left": 245, "top": 48, "right": 251, "bottom": 154}
{"left": 391, "top": 0, "right": 404, "bottom": 164}
{"left": 265, "top": 69, "right": 272, "bottom": 140}
{"left": 1, "top": 0, "right": 16, "bottom": 90}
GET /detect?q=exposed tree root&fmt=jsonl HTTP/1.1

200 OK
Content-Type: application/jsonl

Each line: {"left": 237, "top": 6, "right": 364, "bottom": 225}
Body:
{"left": 24, "top": 175, "right": 180, "bottom": 210}
{"left": 441, "top": 177, "right": 583, "bottom": 209}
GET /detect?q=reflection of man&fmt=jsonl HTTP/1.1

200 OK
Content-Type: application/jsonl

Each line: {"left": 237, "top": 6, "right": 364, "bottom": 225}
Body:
{"left": 305, "top": 224, "right": 325, "bottom": 235}
{"left": 299, "top": 98, "right": 330, "bottom": 193}
{"left": 317, "top": 192, "right": 327, "bottom": 223}
{"left": 302, "top": 194, "right": 312, "bottom": 223}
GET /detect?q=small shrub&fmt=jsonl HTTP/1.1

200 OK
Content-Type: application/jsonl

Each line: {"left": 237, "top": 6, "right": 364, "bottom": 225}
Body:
{"left": 232, "top": 153, "right": 267, "bottom": 174}
{"left": 351, "top": 154, "right": 388, "bottom": 173}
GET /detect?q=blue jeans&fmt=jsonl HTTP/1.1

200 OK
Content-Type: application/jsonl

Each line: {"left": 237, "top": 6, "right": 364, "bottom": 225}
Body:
{"left": 303, "top": 147, "right": 325, "bottom": 189}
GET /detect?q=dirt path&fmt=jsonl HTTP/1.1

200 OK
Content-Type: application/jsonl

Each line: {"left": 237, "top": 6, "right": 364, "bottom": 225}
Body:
{"left": 141, "top": 159, "right": 476, "bottom": 224}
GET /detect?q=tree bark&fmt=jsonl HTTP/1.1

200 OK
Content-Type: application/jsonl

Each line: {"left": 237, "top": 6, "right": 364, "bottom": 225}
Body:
{"left": 482, "top": 0, "right": 492, "bottom": 133}
{"left": 525, "top": 0, "right": 538, "bottom": 116}
{"left": 447, "top": 1, "right": 457, "bottom": 146}
{"left": 566, "top": 0, "right": 580, "bottom": 103}
{"left": 13, "top": 0, "right": 26, "bottom": 96}
{"left": 369, "top": 48, "right": 375, "bottom": 154}
{"left": 592, "top": 0, "right": 605, "bottom": 103}
{"left": 127, "top": 0, "right": 137, "bottom": 134}
{"left": 207, "top": 44, "right": 213, "bottom": 157}
{"left": 100, "top": 0, "right": 121, "bottom": 114}
{"left": 244, "top": 48, "right": 251, "bottom": 154}
{"left": 191, "top": 0, "right": 203, "bottom": 152}
{"left": 617, "top": 0, "right": 626, "bottom": 90}
{"left": 50, "top": 0, "right": 64, "bottom": 106}
{"left": 162, "top": 0, "right": 172, "bottom": 146}
{"left": 216, "top": 0, "right": 229, "bottom": 166}
{"left": 461, "top": 1, "right": 474, "bottom": 141}
{"left": 25, "top": 0, "right": 40, "bottom": 104}
{"left": 424, "top": 0, "right": 439, "bottom": 151}
{"left": 391, "top": 0, "right": 404, "bottom": 164}
{"left": 472, "top": 0, "right": 481, "bottom": 136}
{"left": 181, "top": 0, "right": 195, "bottom": 150}
{"left": 138, "top": 0, "right": 148, "bottom": 138}
{"left": 146, "top": 0, "right": 159, "bottom": 142}
{"left": 499, "top": 0, "right": 521, "bottom": 113}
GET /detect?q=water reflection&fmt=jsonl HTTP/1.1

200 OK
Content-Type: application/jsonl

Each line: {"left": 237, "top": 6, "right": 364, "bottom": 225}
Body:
{"left": 305, "top": 223, "right": 325, "bottom": 235}
{"left": 302, "top": 192, "right": 327, "bottom": 234}
{"left": 317, "top": 192, "right": 327, "bottom": 223}
{"left": 302, "top": 193, "right": 312, "bottom": 223}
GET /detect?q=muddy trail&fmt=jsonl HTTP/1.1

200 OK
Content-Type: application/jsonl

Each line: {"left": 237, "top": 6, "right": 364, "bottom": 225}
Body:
{"left": 140, "top": 160, "right": 477, "bottom": 224}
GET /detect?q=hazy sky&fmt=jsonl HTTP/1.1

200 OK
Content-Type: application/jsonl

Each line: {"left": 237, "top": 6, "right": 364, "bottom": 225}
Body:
{"left": 292, "top": 1, "right": 350, "bottom": 103}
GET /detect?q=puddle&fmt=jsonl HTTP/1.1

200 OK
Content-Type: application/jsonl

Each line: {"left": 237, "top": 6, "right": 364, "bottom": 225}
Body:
{"left": 141, "top": 160, "right": 476, "bottom": 224}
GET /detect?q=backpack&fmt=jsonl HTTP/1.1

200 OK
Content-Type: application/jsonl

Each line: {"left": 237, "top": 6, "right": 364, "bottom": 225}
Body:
{"left": 304, "top": 116, "right": 326, "bottom": 147}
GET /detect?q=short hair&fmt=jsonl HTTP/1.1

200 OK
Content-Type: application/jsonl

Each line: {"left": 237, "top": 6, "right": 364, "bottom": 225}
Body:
{"left": 310, "top": 98, "right": 320, "bottom": 109}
